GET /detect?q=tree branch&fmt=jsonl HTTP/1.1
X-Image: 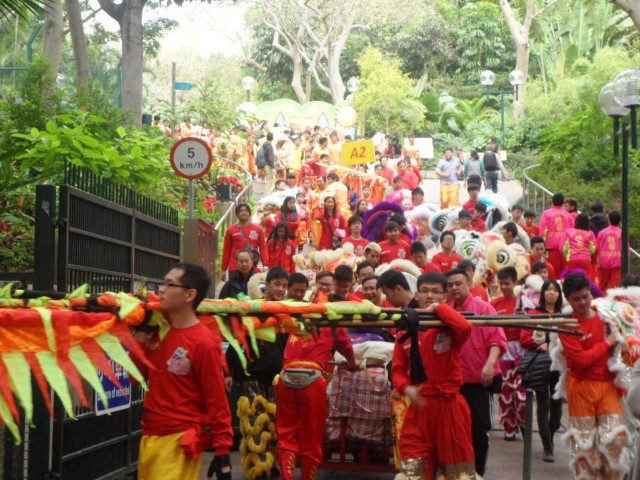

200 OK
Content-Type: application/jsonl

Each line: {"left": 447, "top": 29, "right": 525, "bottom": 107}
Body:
{"left": 532, "top": 0, "right": 560, "bottom": 19}
{"left": 96, "top": 0, "right": 122, "bottom": 22}
{"left": 62, "top": 6, "right": 101, "bottom": 35}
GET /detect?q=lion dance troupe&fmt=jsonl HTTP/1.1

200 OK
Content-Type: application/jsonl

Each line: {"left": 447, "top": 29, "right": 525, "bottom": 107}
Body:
{"left": 2, "top": 124, "right": 640, "bottom": 480}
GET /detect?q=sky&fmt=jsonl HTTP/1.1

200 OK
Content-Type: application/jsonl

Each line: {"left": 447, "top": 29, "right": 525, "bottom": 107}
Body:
{"left": 90, "top": 0, "right": 252, "bottom": 58}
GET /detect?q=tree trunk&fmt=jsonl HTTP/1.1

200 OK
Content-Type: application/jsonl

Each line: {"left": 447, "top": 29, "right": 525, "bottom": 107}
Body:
{"left": 65, "top": 0, "right": 91, "bottom": 93}
{"left": 612, "top": 0, "right": 640, "bottom": 30}
{"left": 119, "top": 0, "right": 144, "bottom": 127}
{"left": 512, "top": 41, "right": 530, "bottom": 118}
{"left": 42, "top": 0, "right": 63, "bottom": 75}
{"left": 327, "top": 53, "right": 345, "bottom": 104}
{"left": 290, "top": 48, "right": 309, "bottom": 104}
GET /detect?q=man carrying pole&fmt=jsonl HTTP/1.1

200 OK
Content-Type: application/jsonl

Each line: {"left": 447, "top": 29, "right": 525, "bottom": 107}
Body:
{"left": 390, "top": 272, "right": 478, "bottom": 479}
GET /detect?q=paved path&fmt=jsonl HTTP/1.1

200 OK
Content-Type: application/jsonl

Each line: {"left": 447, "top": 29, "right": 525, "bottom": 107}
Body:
{"left": 420, "top": 176, "right": 523, "bottom": 208}
{"left": 200, "top": 403, "right": 573, "bottom": 480}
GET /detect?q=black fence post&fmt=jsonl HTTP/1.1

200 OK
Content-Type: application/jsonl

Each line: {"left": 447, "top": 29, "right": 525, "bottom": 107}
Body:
{"left": 34, "top": 185, "right": 56, "bottom": 290}
{"left": 26, "top": 185, "right": 57, "bottom": 479}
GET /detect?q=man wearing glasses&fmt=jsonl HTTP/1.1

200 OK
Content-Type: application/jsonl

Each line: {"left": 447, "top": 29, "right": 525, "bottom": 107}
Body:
{"left": 390, "top": 272, "right": 477, "bottom": 480}
{"left": 135, "top": 263, "right": 232, "bottom": 480}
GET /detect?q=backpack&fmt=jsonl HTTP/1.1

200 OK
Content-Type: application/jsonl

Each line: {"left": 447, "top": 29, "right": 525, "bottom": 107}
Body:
{"left": 467, "top": 159, "right": 482, "bottom": 177}
{"left": 483, "top": 152, "right": 498, "bottom": 172}
{"left": 256, "top": 145, "right": 266, "bottom": 169}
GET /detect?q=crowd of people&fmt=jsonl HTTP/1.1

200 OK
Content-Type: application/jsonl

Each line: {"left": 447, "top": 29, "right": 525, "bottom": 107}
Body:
{"left": 137, "top": 118, "right": 634, "bottom": 480}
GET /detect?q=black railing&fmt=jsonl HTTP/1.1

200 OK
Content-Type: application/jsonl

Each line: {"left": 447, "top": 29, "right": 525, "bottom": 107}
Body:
{"left": 64, "top": 163, "right": 179, "bottom": 227}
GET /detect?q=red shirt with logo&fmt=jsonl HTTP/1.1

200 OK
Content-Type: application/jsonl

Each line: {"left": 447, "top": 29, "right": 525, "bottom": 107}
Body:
{"left": 392, "top": 304, "right": 472, "bottom": 396}
{"left": 462, "top": 199, "right": 477, "bottom": 213}
{"left": 341, "top": 236, "right": 369, "bottom": 257}
{"left": 379, "top": 239, "right": 412, "bottom": 264}
{"left": 431, "top": 251, "right": 462, "bottom": 272}
{"left": 139, "top": 323, "right": 233, "bottom": 454}
{"left": 266, "top": 238, "right": 297, "bottom": 273}
{"left": 221, "top": 223, "right": 268, "bottom": 271}
{"left": 418, "top": 262, "right": 442, "bottom": 274}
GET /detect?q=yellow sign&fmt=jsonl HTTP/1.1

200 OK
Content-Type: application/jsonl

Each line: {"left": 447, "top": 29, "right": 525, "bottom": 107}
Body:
{"left": 341, "top": 140, "right": 375, "bottom": 166}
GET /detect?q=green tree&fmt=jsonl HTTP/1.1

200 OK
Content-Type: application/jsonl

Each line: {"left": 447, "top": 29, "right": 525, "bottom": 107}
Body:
{"left": 454, "top": 1, "right": 514, "bottom": 81}
{"left": 354, "top": 47, "right": 424, "bottom": 139}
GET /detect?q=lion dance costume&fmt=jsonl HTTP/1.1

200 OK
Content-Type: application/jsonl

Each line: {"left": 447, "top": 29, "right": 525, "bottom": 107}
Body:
{"left": 551, "top": 296, "right": 639, "bottom": 479}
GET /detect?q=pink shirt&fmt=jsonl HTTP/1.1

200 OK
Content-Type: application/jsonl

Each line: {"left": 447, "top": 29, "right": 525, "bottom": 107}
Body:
{"left": 596, "top": 225, "right": 622, "bottom": 269}
{"left": 561, "top": 228, "right": 596, "bottom": 262}
{"left": 539, "top": 206, "right": 575, "bottom": 249}
{"left": 449, "top": 295, "right": 507, "bottom": 384}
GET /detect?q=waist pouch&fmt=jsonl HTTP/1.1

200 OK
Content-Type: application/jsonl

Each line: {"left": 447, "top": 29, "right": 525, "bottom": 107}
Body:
{"left": 280, "top": 368, "right": 322, "bottom": 389}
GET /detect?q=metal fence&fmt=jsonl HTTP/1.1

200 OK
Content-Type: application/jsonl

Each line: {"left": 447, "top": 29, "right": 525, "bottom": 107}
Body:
{"left": 522, "top": 163, "right": 640, "bottom": 263}
{"left": 1, "top": 165, "right": 181, "bottom": 480}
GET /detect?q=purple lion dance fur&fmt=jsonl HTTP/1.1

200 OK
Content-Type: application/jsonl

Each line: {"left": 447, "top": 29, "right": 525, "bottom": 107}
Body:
{"left": 361, "top": 201, "right": 417, "bottom": 243}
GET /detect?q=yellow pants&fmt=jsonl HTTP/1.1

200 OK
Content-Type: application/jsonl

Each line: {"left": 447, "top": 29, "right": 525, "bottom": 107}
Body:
{"left": 138, "top": 431, "right": 201, "bottom": 480}
{"left": 440, "top": 183, "right": 460, "bottom": 209}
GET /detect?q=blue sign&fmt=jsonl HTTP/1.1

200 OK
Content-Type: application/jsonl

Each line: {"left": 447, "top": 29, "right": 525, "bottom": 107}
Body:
{"left": 174, "top": 81, "right": 194, "bottom": 91}
{"left": 95, "top": 357, "right": 132, "bottom": 416}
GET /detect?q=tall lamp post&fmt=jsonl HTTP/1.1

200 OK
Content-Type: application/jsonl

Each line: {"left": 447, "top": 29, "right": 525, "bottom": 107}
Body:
{"left": 242, "top": 76, "right": 256, "bottom": 102}
{"left": 610, "top": 70, "right": 640, "bottom": 275}
{"left": 346, "top": 77, "right": 361, "bottom": 135}
{"left": 479, "top": 69, "right": 524, "bottom": 149}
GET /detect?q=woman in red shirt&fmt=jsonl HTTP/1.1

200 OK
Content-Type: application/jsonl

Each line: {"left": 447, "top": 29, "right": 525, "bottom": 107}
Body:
{"left": 520, "top": 279, "right": 563, "bottom": 462}
{"left": 275, "top": 197, "right": 300, "bottom": 240}
{"left": 265, "top": 222, "right": 297, "bottom": 273}
{"left": 314, "top": 196, "right": 346, "bottom": 250}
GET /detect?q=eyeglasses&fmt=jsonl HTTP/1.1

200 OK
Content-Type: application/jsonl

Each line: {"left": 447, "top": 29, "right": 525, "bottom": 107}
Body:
{"left": 162, "top": 282, "right": 190, "bottom": 289}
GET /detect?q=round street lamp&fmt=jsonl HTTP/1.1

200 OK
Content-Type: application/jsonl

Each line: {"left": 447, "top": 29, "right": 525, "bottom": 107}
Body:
{"left": 347, "top": 77, "right": 361, "bottom": 94}
{"left": 509, "top": 69, "right": 525, "bottom": 101}
{"left": 241, "top": 76, "right": 256, "bottom": 102}
{"left": 599, "top": 82, "right": 630, "bottom": 119}
{"left": 480, "top": 70, "right": 496, "bottom": 87}
{"left": 508, "top": 70, "right": 525, "bottom": 86}
{"left": 612, "top": 70, "right": 640, "bottom": 149}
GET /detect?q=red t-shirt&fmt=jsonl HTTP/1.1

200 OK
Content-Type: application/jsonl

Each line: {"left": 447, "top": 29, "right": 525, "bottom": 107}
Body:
{"left": 341, "top": 236, "right": 369, "bottom": 257}
{"left": 221, "top": 223, "right": 268, "bottom": 271}
{"left": 379, "top": 239, "right": 412, "bottom": 264}
{"left": 431, "top": 251, "right": 462, "bottom": 272}
{"left": 266, "top": 238, "right": 297, "bottom": 273}
{"left": 491, "top": 295, "right": 519, "bottom": 341}
{"left": 528, "top": 255, "right": 556, "bottom": 279}
{"left": 471, "top": 284, "right": 488, "bottom": 302}
{"left": 392, "top": 304, "right": 472, "bottom": 396}
{"left": 471, "top": 218, "right": 486, "bottom": 233}
{"left": 381, "top": 167, "right": 396, "bottom": 185}
{"left": 523, "top": 224, "right": 539, "bottom": 239}
{"left": 418, "top": 262, "right": 442, "bottom": 274}
{"left": 558, "top": 310, "right": 614, "bottom": 382}
{"left": 139, "top": 323, "right": 233, "bottom": 454}
{"left": 284, "top": 328, "right": 354, "bottom": 372}
{"left": 399, "top": 170, "right": 419, "bottom": 191}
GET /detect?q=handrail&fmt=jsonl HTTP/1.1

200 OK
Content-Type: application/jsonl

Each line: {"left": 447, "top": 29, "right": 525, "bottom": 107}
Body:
{"left": 213, "top": 154, "right": 252, "bottom": 231}
{"left": 522, "top": 164, "right": 640, "bottom": 261}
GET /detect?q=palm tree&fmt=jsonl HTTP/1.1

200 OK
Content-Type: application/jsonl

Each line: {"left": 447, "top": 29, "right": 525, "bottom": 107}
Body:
{"left": 0, "top": 0, "right": 43, "bottom": 19}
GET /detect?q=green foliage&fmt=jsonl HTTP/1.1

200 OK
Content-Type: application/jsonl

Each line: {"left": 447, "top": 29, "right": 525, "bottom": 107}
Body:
{"left": 354, "top": 48, "right": 424, "bottom": 140}
{"left": 0, "top": 208, "right": 34, "bottom": 272}
{"left": 11, "top": 109, "right": 173, "bottom": 189}
{"left": 454, "top": 2, "right": 514, "bottom": 81}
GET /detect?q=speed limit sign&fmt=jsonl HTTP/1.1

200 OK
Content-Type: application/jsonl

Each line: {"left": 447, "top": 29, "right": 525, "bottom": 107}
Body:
{"left": 169, "top": 137, "right": 213, "bottom": 180}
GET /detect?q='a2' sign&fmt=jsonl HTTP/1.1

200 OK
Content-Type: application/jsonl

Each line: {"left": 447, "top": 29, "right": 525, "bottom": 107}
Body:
{"left": 341, "top": 140, "right": 375, "bottom": 166}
